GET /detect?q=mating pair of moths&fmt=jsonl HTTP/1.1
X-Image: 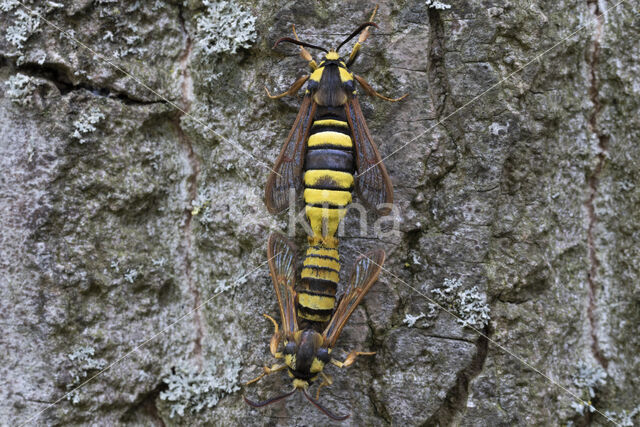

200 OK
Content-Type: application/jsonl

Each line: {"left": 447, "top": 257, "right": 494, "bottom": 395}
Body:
{"left": 245, "top": 8, "right": 405, "bottom": 420}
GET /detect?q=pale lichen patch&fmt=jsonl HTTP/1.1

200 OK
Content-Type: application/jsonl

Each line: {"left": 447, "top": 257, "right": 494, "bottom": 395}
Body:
{"left": 65, "top": 347, "right": 107, "bottom": 405}
{"left": 159, "top": 360, "right": 241, "bottom": 418}
{"left": 425, "top": 0, "right": 452, "bottom": 10}
{"left": 4, "top": 73, "right": 34, "bottom": 106}
{"left": 72, "top": 108, "right": 105, "bottom": 144}
{"left": 429, "top": 278, "right": 491, "bottom": 329}
{"left": 195, "top": 1, "right": 257, "bottom": 56}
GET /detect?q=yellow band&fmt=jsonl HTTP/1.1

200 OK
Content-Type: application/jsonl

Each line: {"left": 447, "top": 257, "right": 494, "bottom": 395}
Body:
{"left": 303, "top": 256, "right": 340, "bottom": 271}
{"left": 298, "top": 293, "right": 335, "bottom": 310}
{"left": 314, "top": 119, "right": 348, "bottom": 127}
{"left": 304, "top": 188, "right": 352, "bottom": 207}
{"left": 308, "top": 131, "right": 352, "bottom": 148}
{"left": 304, "top": 170, "right": 354, "bottom": 189}
{"left": 301, "top": 266, "right": 339, "bottom": 283}
{"left": 306, "top": 246, "right": 339, "bottom": 258}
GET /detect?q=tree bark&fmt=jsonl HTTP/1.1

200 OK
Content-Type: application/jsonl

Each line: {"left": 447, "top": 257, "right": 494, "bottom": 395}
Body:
{"left": 1, "top": 0, "right": 638, "bottom": 425}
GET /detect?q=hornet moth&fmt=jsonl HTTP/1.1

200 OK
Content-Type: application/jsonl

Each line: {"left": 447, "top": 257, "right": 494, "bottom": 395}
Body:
{"left": 244, "top": 233, "right": 385, "bottom": 420}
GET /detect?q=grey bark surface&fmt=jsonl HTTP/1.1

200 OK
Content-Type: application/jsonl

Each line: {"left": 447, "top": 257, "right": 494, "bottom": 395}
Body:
{"left": 1, "top": 0, "right": 639, "bottom": 425}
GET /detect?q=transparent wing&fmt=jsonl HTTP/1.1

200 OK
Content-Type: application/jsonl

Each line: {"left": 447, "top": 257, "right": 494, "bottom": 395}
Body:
{"left": 265, "top": 95, "right": 316, "bottom": 214}
{"left": 322, "top": 248, "right": 385, "bottom": 347}
{"left": 346, "top": 97, "right": 393, "bottom": 215}
{"left": 267, "top": 233, "right": 299, "bottom": 336}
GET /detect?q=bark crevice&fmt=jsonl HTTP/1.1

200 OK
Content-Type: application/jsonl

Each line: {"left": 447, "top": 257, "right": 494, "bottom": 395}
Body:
{"left": 362, "top": 301, "right": 393, "bottom": 424}
{"left": 424, "top": 7, "right": 461, "bottom": 186}
{"left": 174, "top": 5, "right": 204, "bottom": 367}
{"left": 1, "top": 55, "right": 167, "bottom": 105}
{"left": 423, "top": 329, "right": 490, "bottom": 426}
{"left": 584, "top": 0, "right": 609, "bottom": 371}
{"left": 415, "top": 9, "right": 492, "bottom": 425}
{"left": 120, "top": 381, "right": 167, "bottom": 426}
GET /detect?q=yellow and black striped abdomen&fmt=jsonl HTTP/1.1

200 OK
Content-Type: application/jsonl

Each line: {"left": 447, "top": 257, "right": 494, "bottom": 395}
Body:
{"left": 303, "top": 112, "right": 355, "bottom": 244}
{"left": 298, "top": 107, "right": 355, "bottom": 328}
{"left": 297, "top": 246, "right": 340, "bottom": 324}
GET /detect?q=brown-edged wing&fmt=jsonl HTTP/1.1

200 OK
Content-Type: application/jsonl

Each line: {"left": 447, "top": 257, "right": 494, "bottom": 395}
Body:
{"left": 345, "top": 97, "right": 393, "bottom": 215}
{"left": 265, "top": 95, "right": 317, "bottom": 214}
{"left": 267, "top": 233, "right": 299, "bottom": 337}
{"left": 322, "top": 248, "right": 385, "bottom": 348}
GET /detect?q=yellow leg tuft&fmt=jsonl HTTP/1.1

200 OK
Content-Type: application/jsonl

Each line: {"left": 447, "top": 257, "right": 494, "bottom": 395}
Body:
{"left": 292, "top": 24, "right": 318, "bottom": 70}
{"left": 265, "top": 75, "right": 310, "bottom": 99}
{"left": 331, "top": 351, "right": 376, "bottom": 368}
{"left": 245, "top": 363, "right": 286, "bottom": 386}
{"left": 263, "top": 313, "right": 283, "bottom": 358}
{"left": 315, "top": 372, "right": 333, "bottom": 400}
{"left": 354, "top": 74, "right": 408, "bottom": 102}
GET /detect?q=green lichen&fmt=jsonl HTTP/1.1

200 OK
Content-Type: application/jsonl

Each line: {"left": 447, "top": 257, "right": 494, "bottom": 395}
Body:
{"left": 72, "top": 108, "right": 105, "bottom": 144}
{"left": 429, "top": 278, "right": 491, "bottom": 329}
{"left": 123, "top": 268, "right": 138, "bottom": 284}
{"left": 603, "top": 406, "right": 640, "bottom": 427}
{"left": 569, "top": 361, "right": 607, "bottom": 415}
{"left": 4, "top": 73, "right": 34, "bottom": 105}
{"left": 65, "top": 347, "right": 107, "bottom": 405}
{"left": 195, "top": 1, "right": 257, "bottom": 56}
{"left": 425, "top": 0, "right": 451, "bottom": 10}
{"left": 2, "top": 2, "right": 40, "bottom": 51}
{"left": 403, "top": 312, "right": 426, "bottom": 327}
{"left": 159, "top": 360, "right": 241, "bottom": 418}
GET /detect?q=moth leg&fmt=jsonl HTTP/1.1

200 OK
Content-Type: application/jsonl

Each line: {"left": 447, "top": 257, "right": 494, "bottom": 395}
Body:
{"left": 265, "top": 74, "right": 310, "bottom": 99}
{"left": 347, "top": 5, "right": 379, "bottom": 66}
{"left": 354, "top": 74, "right": 408, "bottom": 102}
{"left": 315, "top": 372, "right": 333, "bottom": 400}
{"left": 245, "top": 363, "right": 286, "bottom": 386}
{"left": 330, "top": 350, "right": 376, "bottom": 368}
{"left": 292, "top": 24, "right": 318, "bottom": 71}
{"left": 263, "top": 313, "right": 284, "bottom": 358}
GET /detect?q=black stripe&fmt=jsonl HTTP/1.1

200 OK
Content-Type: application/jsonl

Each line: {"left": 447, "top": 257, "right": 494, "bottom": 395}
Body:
{"left": 307, "top": 144, "right": 352, "bottom": 152}
{"left": 310, "top": 245, "right": 339, "bottom": 252}
{"left": 297, "top": 304, "right": 333, "bottom": 318}
{"left": 309, "top": 125, "right": 351, "bottom": 136}
{"left": 306, "top": 183, "right": 354, "bottom": 191}
{"left": 306, "top": 202, "right": 349, "bottom": 209}
{"left": 302, "top": 278, "right": 338, "bottom": 292}
{"left": 304, "top": 148, "right": 354, "bottom": 174}
{"left": 302, "top": 265, "right": 340, "bottom": 274}
{"left": 314, "top": 113, "right": 343, "bottom": 121}
{"left": 298, "top": 289, "right": 337, "bottom": 298}
{"left": 315, "top": 105, "right": 347, "bottom": 121}
{"left": 307, "top": 166, "right": 352, "bottom": 173}
{"left": 305, "top": 149, "right": 354, "bottom": 173}
{"left": 290, "top": 368, "right": 316, "bottom": 381}
{"left": 305, "top": 254, "right": 340, "bottom": 262}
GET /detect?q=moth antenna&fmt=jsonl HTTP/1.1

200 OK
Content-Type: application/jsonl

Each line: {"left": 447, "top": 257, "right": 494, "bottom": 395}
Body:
{"left": 274, "top": 37, "right": 328, "bottom": 53}
{"left": 244, "top": 389, "right": 296, "bottom": 408}
{"left": 302, "top": 389, "right": 350, "bottom": 421}
{"left": 336, "top": 22, "right": 378, "bottom": 52}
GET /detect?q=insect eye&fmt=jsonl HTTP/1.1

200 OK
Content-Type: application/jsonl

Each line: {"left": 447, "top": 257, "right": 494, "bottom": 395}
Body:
{"left": 284, "top": 342, "right": 296, "bottom": 355}
{"left": 316, "top": 348, "right": 330, "bottom": 363}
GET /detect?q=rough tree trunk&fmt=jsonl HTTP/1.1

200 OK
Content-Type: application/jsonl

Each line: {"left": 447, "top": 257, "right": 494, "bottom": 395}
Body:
{"left": 1, "top": 0, "right": 638, "bottom": 425}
